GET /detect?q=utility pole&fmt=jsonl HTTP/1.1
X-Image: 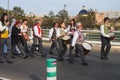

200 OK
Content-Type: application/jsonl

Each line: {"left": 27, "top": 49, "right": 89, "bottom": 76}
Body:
{"left": 8, "top": 0, "right": 9, "bottom": 18}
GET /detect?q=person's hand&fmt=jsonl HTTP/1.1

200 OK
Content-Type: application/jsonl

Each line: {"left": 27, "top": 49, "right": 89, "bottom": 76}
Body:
{"left": 71, "top": 46, "right": 74, "bottom": 50}
{"left": 6, "top": 21, "right": 10, "bottom": 26}
{"left": 18, "top": 33, "right": 22, "bottom": 36}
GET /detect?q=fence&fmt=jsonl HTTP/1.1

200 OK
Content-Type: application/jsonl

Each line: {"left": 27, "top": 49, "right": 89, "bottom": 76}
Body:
{"left": 42, "top": 29, "right": 120, "bottom": 42}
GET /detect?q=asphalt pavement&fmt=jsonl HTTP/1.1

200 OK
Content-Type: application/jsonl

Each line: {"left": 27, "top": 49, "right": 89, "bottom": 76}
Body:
{"left": 0, "top": 42, "right": 120, "bottom": 80}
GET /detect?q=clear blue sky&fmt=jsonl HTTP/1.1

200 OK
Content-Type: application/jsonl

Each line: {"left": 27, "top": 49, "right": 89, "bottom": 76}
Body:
{"left": 0, "top": 0, "right": 120, "bottom": 16}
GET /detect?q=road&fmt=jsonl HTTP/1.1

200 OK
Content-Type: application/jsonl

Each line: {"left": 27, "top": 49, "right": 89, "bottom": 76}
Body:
{"left": 0, "top": 42, "right": 120, "bottom": 80}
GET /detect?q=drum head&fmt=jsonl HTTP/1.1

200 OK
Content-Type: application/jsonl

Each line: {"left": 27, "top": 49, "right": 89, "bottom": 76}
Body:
{"left": 82, "top": 42, "right": 92, "bottom": 50}
{"left": 63, "top": 36, "right": 70, "bottom": 40}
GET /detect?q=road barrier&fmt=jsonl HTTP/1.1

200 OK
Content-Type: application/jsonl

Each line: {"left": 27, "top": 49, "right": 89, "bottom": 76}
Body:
{"left": 47, "top": 58, "right": 57, "bottom": 80}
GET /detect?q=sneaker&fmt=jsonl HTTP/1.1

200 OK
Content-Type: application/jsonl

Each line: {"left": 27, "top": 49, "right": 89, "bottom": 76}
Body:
{"left": 11, "top": 56, "right": 16, "bottom": 59}
{"left": 6, "top": 60, "right": 13, "bottom": 64}
{"left": 23, "top": 55, "right": 28, "bottom": 59}
{"left": 82, "top": 62, "right": 89, "bottom": 66}
{"left": 101, "top": 56, "right": 108, "bottom": 60}
{"left": 58, "top": 58, "right": 64, "bottom": 61}
{"left": 68, "top": 59, "right": 74, "bottom": 64}
{"left": 41, "top": 54, "right": 47, "bottom": 57}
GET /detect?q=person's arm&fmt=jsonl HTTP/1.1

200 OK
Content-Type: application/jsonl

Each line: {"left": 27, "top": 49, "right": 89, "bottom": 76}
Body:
{"left": 48, "top": 28, "right": 53, "bottom": 39}
{"left": 0, "top": 21, "right": 6, "bottom": 32}
{"left": 100, "top": 25, "right": 110, "bottom": 38}
{"left": 71, "top": 31, "right": 79, "bottom": 47}
{"left": 56, "top": 28, "right": 61, "bottom": 38}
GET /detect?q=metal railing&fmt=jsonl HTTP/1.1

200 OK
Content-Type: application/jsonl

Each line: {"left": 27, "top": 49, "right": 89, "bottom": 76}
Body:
{"left": 42, "top": 29, "right": 120, "bottom": 42}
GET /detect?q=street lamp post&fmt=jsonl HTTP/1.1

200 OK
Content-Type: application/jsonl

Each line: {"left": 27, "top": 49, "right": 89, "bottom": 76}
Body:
{"left": 8, "top": 0, "right": 9, "bottom": 18}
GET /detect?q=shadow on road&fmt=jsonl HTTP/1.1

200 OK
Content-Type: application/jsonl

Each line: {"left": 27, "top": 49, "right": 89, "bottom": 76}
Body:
{"left": 29, "top": 74, "right": 41, "bottom": 80}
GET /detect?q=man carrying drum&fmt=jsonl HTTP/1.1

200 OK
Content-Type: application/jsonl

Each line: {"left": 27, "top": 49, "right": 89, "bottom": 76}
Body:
{"left": 100, "top": 17, "right": 113, "bottom": 60}
{"left": 57, "top": 22, "right": 68, "bottom": 61}
{"left": 68, "top": 22, "right": 88, "bottom": 66}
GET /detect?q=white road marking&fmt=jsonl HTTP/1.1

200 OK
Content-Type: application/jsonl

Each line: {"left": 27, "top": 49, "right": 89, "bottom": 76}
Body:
{"left": 0, "top": 77, "right": 10, "bottom": 80}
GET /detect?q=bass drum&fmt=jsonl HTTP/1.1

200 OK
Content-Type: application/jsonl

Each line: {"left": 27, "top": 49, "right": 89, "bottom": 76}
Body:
{"left": 82, "top": 42, "right": 92, "bottom": 55}
{"left": 62, "top": 35, "right": 70, "bottom": 44}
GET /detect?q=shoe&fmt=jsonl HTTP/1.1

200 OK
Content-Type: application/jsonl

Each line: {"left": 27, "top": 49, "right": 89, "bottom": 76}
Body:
{"left": 68, "top": 59, "right": 74, "bottom": 64}
{"left": 41, "top": 54, "right": 47, "bottom": 57}
{"left": 23, "top": 55, "right": 28, "bottom": 59}
{"left": 6, "top": 60, "right": 13, "bottom": 64}
{"left": 30, "top": 54, "right": 34, "bottom": 57}
{"left": 11, "top": 56, "right": 16, "bottom": 59}
{"left": 58, "top": 58, "right": 64, "bottom": 61}
{"left": 0, "top": 61, "right": 4, "bottom": 63}
{"left": 101, "top": 56, "right": 108, "bottom": 60}
{"left": 82, "top": 62, "right": 89, "bottom": 66}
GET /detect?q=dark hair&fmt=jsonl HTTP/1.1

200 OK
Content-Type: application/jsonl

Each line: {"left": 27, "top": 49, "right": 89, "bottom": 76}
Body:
{"left": 22, "top": 19, "right": 28, "bottom": 23}
{"left": 53, "top": 22, "right": 58, "bottom": 27}
{"left": 104, "top": 17, "right": 110, "bottom": 23}
{"left": 70, "top": 18, "right": 76, "bottom": 26}
{"left": 0, "top": 13, "right": 8, "bottom": 25}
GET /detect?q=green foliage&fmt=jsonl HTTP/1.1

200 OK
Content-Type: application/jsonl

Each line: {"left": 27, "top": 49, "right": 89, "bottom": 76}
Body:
{"left": 76, "top": 9, "right": 96, "bottom": 29}
{"left": 13, "top": 6, "right": 25, "bottom": 20}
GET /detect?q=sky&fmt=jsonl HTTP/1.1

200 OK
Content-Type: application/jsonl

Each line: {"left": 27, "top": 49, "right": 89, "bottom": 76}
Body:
{"left": 0, "top": 0, "right": 120, "bottom": 16}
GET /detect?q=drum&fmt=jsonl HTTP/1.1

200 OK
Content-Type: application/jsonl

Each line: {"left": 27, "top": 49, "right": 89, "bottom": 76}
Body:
{"left": 109, "top": 32, "right": 115, "bottom": 41}
{"left": 82, "top": 42, "right": 92, "bottom": 55}
{"left": 62, "top": 35, "right": 70, "bottom": 44}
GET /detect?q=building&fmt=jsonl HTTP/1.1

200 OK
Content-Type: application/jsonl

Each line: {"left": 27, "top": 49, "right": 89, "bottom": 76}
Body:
{"left": 95, "top": 12, "right": 105, "bottom": 24}
{"left": 105, "top": 11, "right": 120, "bottom": 19}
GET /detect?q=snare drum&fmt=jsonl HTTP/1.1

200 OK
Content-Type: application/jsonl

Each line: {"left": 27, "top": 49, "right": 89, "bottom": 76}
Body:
{"left": 62, "top": 35, "right": 70, "bottom": 44}
{"left": 82, "top": 42, "right": 92, "bottom": 55}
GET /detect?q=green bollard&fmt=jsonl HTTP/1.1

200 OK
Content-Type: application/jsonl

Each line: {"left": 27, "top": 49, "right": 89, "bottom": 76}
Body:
{"left": 47, "top": 58, "right": 57, "bottom": 80}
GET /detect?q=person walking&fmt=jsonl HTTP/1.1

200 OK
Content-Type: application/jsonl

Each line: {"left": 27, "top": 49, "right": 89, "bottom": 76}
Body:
{"left": 31, "top": 19, "right": 46, "bottom": 57}
{"left": 100, "top": 17, "right": 112, "bottom": 59}
{"left": 68, "top": 22, "right": 88, "bottom": 66}
{"left": 0, "top": 13, "right": 13, "bottom": 63}
{"left": 48, "top": 22, "right": 59, "bottom": 55}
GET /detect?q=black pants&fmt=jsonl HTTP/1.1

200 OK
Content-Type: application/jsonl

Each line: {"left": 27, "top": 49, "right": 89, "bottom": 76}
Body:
{"left": 12, "top": 41, "right": 27, "bottom": 56}
{"left": 69, "top": 44, "right": 87, "bottom": 63}
{"left": 57, "top": 39, "right": 67, "bottom": 59}
{"left": 20, "top": 36, "right": 29, "bottom": 53}
{"left": 49, "top": 39, "right": 59, "bottom": 55}
{"left": 101, "top": 36, "right": 111, "bottom": 57}
{"left": 31, "top": 37, "right": 46, "bottom": 55}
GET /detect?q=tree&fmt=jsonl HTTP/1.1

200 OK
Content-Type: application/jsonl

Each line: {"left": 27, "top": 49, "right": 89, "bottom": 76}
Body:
{"left": 49, "top": 11, "right": 54, "bottom": 17}
{"left": 57, "top": 9, "right": 69, "bottom": 23}
{"left": 13, "top": 6, "right": 25, "bottom": 19}
{"left": 77, "top": 9, "right": 96, "bottom": 29}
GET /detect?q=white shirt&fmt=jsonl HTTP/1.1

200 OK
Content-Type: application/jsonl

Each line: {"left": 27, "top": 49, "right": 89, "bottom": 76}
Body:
{"left": 0, "top": 21, "right": 7, "bottom": 32}
{"left": 33, "top": 25, "right": 42, "bottom": 38}
{"left": 20, "top": 25, "right": 28, "bottom": 33}
{"left": 66, "top": 25, "right": 76, "bottom": 34}
{"left": 57, "top": 28, "right": 67, "bottom": 38}
{"left": 71, "top": 30, "right": 84, "bottom": 47}
{"left": 48, "top": 27, "right": 58, "bottom": 39}
{"left": 100, "top": 25, "right": 110, "bottom": 38}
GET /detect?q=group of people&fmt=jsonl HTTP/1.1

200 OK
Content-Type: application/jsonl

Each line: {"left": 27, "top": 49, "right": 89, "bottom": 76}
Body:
{"left": 48, "top": 17, "right": 114, "bottom": 66}
{"left": 0, "top": 13, "right": 46, "bottom": 64}
{"left": 48, "top": 19, "right": 89, "bottom": 66}
{"left": 0, "top": 12, "right": 114, "bottom": 66}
